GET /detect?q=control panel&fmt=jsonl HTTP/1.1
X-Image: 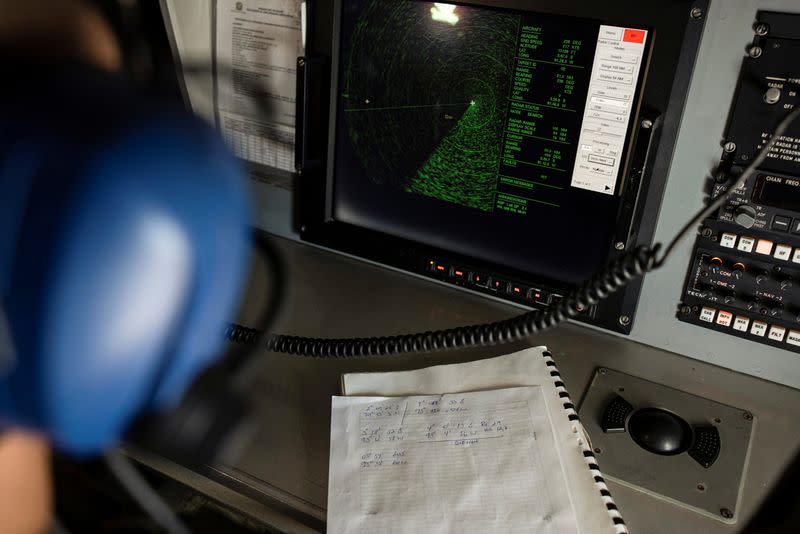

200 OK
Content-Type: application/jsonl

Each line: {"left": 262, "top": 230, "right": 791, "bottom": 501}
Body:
{"left": 679, "top": 11, "right": 800, "bottom": 352}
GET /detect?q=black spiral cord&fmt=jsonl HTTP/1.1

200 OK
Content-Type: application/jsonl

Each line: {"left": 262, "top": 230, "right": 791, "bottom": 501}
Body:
{"left": 226, "top": 104, "right": 800, "bottom": 359}
{"left": 227, "top": 244, "right": 660, "bottom": 358}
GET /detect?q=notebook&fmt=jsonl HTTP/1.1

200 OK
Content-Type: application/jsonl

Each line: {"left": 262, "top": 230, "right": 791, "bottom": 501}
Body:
{"left": 328, "top": 347, "right": 626, "bottom": 534}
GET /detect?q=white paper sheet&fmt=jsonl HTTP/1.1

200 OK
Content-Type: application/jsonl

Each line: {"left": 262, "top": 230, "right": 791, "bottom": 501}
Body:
{"left": 215, "top": 0, "right": 302, "bottom": 176}
{"left": 340, "top": 347, "right": 622, "bottom": 534}
{"left": 328, "top": 388, "right": 579, "bottom": 534}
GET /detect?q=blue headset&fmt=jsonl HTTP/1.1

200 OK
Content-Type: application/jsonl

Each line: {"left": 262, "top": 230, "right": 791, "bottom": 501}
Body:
{"left": 0, "top": 64, "right": 252, "bottom": 456}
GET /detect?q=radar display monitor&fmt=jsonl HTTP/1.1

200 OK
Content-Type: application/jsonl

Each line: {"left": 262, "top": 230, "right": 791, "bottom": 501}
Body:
{"left": 328, "top": 0, "right": 650, "bottom": 286}
{"left": 297, "top": 0, "right": 706, "bottom": 333}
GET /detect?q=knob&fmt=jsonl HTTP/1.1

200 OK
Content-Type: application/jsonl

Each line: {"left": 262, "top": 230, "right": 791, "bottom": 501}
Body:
{"left": 734, "top": 204, "right": 758, "bottom": 228}
{"left": 780, "top": 278, "right": 794, "bottom": 291}
{"left": 756, "top": 273, "right": 770, "bottom": 285}
{"left": 764, "top": 87, "right": 782, "bottom": 105}
{"left": 732, "top": 263, "right": 746, "bottom": 279}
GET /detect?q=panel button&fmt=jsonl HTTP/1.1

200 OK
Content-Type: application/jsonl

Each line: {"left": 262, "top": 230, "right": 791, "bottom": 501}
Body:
{"left": 508, "top": 283, "right": 527, "bottom": 297}
{"left": 750, "top": 321, "right": 768, "bottom": 337}
{"left": 699, "top": 307, "right": 716, "bottom": 323}
{"left": 450, "top": 267, "right": 468, "bottom": 281}
{"left": 716, "top": 311, "right": 733, "bottom": 327}
{"left": 733, "top": 316, "right": 750, "bottom": 332}
{"left": 489, "top": 278, "right": 508, "bottom": 292}
{"left": 429, "top": 261, "right": 448, "bottom": 274}
{"left": 774, "top": 244, "right": 793, "bottom": 261}
{"left": 787, "top": 330, "right": 800, "bottom": 346}
{"left": 756, "top": 239, "right": 774, "bottom": 255}
{"left": 769, "top": 325, "right": 787, "bottom": 342}
{"left": 719, "top": 233, "right": 737, "bottom": 248}
{"left": 772, "top": 215, "right": 791, "bottom": 232}
{"left": 792, "top": 219, "right": 800, "bottom": 235}
{"left": 737, "top": 236, "right": 755, "bottom": 253}
{"left": 528, "top": 288, "right": 549, "bottom": 305}
{"left": 470, "top": 272, "right": 490, "bottom": 287}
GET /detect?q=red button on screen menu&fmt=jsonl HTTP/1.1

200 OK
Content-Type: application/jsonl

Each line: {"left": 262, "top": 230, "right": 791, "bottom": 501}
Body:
{"left": 623, "top": 29, "right": 646, "bottom": 43}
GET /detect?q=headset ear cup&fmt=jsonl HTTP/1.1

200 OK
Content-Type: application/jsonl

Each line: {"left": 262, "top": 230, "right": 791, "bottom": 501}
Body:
{"left": 126, "top": 366, "right": 251, "bottom": 465}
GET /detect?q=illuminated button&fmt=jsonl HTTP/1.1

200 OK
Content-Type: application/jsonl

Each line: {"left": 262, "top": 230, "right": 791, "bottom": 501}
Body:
{"left": 429, "top": 261, "right": 448, "bottom": 274}
{"left": 772, "top": 215, "right": 791, "bottom": 232}
{"left": 490, "top": 278, "right": 508, "bottom": 292}
{"left": 450, "top": 267, "right": 468, "bottom": 281}
{"left": 733, "top": 316, "right": 750, "bottom": 332}
{"left": 737, "top": 237, "right": 755, "bottom": 253}
{"left": 470, "top": 272, "right": 489, "bottom": 288}
{"left": 716, "top": 311, "right": 733, "bottom": 327}
{"left": 508, "top": 283, "right": 527, "bottom": 297}
{"left": 528, "top": 288, "right": 549, "bottom": 305}
{"left": 719, "top": 233, "right": 737, "bottom": 248}
{"left": 774, "top": 244, "right": 792, "bottom": 261}
{"left": 756, "top": 240, "right": 774, "bottom": 255}
{"left": 769, "top": 325, "right": 787, "bottom": 342}
{"left": 699, "top": 307, "right": 716, "bottom": 323}
{"left": 787, "top": 330, "right": 800, "bottom": 346}
{"left": 750, "top": 321, "right": 768, "bottom": 337}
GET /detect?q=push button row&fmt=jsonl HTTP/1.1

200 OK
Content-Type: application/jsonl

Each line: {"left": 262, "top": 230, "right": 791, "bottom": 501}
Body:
{"left": 427, "top": 260, "right": 557, "bottom": 306}
{"left": 719, "top": 232, "right": 800, "bottom": 263}
{"left": 700, "top": 306, "right": 800, "bottom": 346}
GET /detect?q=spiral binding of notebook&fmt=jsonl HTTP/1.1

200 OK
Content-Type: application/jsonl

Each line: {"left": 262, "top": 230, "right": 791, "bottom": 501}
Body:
{"left": 542, "top": 350, "right": 627, "bottom": 534}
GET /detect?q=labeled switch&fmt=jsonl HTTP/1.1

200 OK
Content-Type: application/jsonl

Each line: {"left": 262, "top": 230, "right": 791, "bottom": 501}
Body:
{"left": 716, "top": 311, "right": 733, "bottom": 327}
{"left": 787, "top": 330, "right": 800, "bottom": 347}
{"left": 774, "top": 244, "right": 792, "bottom": 261}
{"left": 756, "top": 239, "right": 774, "bottom": 255}
{"left": 769, "top": 325, "right": 787, "bottom": 342}
{"left": 699, "top": 307, "right": 716, "bottom": 323}
{"left": 772, "top": 215, "right": 791, "bottom": 232}
{"left": 719, "top": 233, "right": 737, "bottom": 248}
{"left": 733, "top": 316, "right": 750, "bottom": 332}
{"left": 737, "top": 236, "right": 755, "bottom": 253}
{"left": 750, "top": 321, "right": 768, "bottom": 337}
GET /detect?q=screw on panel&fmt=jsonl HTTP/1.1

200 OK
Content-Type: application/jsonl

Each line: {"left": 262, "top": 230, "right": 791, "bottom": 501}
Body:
{"left": 749, "top": 46, "right": 763, "bottom": 58}
{"left": 754, "top": 23, "right": 769, "bottom": 36}
{"left": 690, "top": 7, "right": 703, "bottom": 19}
{"left": 697, "top": 483, "right": 706, "bottom": 492}
{"left": 641, "top": 119, "right": 653, "bottom": 129}
{"left": 721, "top": 508, "right": 734, "bottom": 519}
{"left": 594, "top": 447, "right": 602, "bottom": 454}
{"left": 714, "top": 417, "right": 722, "bottom": 424}
{"left": 680, "top": 305, "right": 692, "bottom": 315}
{"left": 701, "top": 228, "right": 713, "bottom": 238}
{"left": 300, "top": 225, "right": 308, "bottom": 233}
{"left": 743, "top": 412, "right": 753, "bottom": 421}
{"left": 615, "top": 242, "right": 626, "bottom": 251}
{"left": 598, "top": 368, "right": 608, "bottom": 375}
{"left": 724, "top": 142, "right": 737, "bottom": 153}
{"left": 298, "top": 57, "right": 305, "bottom": 67}
{"left": 619, "top": 316, "right": 631, "bottom": 326}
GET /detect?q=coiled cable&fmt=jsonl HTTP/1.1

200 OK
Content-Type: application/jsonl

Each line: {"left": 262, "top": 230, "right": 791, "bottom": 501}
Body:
{"left": 227, "top": 104, "right": 800, "bottom": 359}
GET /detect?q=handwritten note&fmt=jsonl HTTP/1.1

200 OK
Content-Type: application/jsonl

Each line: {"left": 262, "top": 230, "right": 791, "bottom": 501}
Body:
{"left": 328, "top": 387, "right": 579, "bottom": 533}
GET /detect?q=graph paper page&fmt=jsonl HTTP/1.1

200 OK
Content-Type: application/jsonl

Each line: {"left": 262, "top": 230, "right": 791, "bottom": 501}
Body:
{"left": 328, "top": 387, "right": 578, "bottom": 534}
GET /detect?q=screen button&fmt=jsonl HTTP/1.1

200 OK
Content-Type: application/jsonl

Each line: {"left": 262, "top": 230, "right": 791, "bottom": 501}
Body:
{"left": 623, "top": 29, "right": 646, "bottom": 43}
{"left": 470, "top": 272, "right": 490, "bottom": 288}
{"left": 489, "top": 278, "right": 508, "bottom": 292}
{"left": 450, "top": 267, "right": 468, "bottom": 281}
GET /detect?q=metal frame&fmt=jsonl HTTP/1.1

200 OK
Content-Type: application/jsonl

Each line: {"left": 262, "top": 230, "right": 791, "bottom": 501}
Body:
{"left": 296, "top": 0, "right": 710, "bottom": 334}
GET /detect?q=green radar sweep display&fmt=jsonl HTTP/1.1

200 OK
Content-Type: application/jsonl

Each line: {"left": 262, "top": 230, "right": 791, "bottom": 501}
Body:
{"left": 340, "top": 0, "right": 597, "bottom": 214}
